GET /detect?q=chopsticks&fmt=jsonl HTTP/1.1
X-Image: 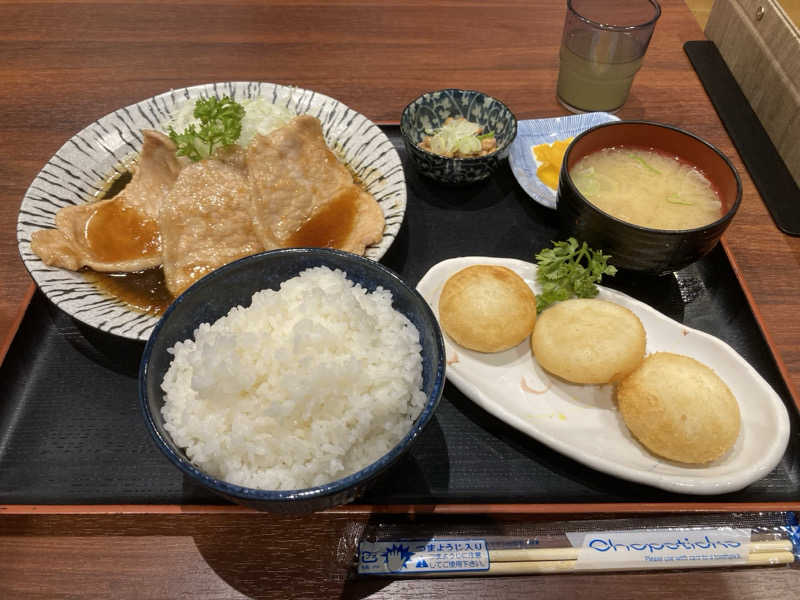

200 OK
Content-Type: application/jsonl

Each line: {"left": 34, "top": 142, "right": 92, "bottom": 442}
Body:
{"left": 480, "top": 539, "right": 795, "bottom": 576}
{"left": 356, "top": 516, "right": 800, "bottom": 579}
{"left": 489, "top": 539, "right": 793, "bottom": 562}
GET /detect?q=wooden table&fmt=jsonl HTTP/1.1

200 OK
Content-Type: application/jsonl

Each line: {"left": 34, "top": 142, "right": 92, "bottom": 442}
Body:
{"left": 1, "top": 1, "right": 799, "bottom": 597}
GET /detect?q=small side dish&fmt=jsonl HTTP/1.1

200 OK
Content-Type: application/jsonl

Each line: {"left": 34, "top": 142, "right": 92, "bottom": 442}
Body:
{"left": 400, "top": 88, "right": 517, "bottom": 185}
{"left": 507, "top": 112, "right": 619, "bottom": 209}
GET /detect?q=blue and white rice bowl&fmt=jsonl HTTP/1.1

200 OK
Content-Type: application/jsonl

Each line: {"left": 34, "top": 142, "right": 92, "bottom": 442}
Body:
{"left": 139, "top": 248, "right": 445, "bottom": 513}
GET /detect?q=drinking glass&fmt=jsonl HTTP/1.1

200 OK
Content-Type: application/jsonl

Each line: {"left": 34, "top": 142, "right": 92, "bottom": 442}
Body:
{"left": 556, "top": 0, "right": 661, "bottom": 113}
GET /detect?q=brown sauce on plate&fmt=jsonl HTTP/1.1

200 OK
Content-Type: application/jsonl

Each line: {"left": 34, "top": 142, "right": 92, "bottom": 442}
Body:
{"left": 85, "top": 199, "right": 161, "bottom": 262}
{"left": 81, "top": 167, "right": 173, "bottom": 316}
{"left": 101, "top": 169, "right": 133, "bottom": 199}
{"left": 286, "top": 186, "right": 358, "bottom": 248}
{"left": 83, "top": 267, "right": 173, "bottom": 315}
{"left": 81, "top": 158, "right": 366, "bottom": 317}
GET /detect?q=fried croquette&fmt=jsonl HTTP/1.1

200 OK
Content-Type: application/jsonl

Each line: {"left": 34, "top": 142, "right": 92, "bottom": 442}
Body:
{"left": 531, "top": 298, "right": 646, "bottom": 384}
{"left": 438, "top": 265, "right": 537, "bottom": 353}
{"left": 617, "top": 352, "right": 741, "bottom": 464}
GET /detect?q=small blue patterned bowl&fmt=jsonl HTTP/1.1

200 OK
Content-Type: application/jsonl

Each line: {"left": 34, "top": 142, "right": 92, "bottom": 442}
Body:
{"left": 401, "top": 89, "right": 517, "bottom": 185}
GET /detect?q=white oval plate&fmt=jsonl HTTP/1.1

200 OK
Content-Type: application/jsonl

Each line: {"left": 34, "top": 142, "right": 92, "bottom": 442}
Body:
{"left": 508, "top": 112, "right": 619, "bottom": 209}
{"left": 17, "top": 82, "right": 406, "bottom": 341}
{"left": 417, "top": 256, "right": 791, "bottom": 495}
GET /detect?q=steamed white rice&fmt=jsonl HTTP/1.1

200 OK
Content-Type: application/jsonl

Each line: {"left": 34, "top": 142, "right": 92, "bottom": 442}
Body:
{"left": 160, "top": 266, "right": 427, "bottom": 490}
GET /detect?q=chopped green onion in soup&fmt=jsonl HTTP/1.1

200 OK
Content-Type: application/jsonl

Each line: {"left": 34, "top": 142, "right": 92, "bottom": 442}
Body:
{"left": 570, "top": 147, "right": 722, "bottom": 230}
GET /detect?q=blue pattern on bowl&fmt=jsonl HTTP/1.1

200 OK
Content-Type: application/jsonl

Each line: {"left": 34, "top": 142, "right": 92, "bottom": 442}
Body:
{"left": 508, "top": 112, "right": 619, "bottom": 209}
{"left": 401, "top": 89, "right": 517, "bottom": 185}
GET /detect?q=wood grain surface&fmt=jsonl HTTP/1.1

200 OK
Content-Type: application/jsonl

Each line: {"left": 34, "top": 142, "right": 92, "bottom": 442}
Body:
{"left": 2, "top": 509, "right": 800, "bottom": 599}
{"left": 1, "top": 0, "right": 799, "bottom": 598}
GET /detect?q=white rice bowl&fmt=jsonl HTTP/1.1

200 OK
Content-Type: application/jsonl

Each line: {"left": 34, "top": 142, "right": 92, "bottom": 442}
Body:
{"left": 160, "top": 266, "right": 427, "bottom": 491}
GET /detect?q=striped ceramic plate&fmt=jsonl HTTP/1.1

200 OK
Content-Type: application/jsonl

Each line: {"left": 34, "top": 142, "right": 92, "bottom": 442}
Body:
{"left": 17, "top": 82, "right": 407, "bottom": 341}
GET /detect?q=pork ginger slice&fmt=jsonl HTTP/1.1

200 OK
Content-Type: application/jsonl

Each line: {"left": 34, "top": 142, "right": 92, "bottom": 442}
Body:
{"left": 159, "top": 158, "right": 263, "bottom": 297}
{"left": 30, "top": 130, "right": 183, "bottom": 272}
{"left": 246, "top": 114, "right": 384, "bottom": 254}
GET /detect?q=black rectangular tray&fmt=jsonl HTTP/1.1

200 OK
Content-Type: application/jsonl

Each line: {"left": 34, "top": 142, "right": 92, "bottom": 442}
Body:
{"left": 2, "top": 127, "right": 798, "bottom": 506}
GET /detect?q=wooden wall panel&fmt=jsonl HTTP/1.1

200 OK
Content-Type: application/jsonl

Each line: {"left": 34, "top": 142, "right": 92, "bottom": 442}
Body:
{"left": 705, "top": 0, "right": 800, "bottom": 184}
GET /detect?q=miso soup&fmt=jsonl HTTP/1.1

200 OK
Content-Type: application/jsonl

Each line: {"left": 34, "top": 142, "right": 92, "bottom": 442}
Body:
{"left": 570, "top": 147, "right": 722, "bottom": 230}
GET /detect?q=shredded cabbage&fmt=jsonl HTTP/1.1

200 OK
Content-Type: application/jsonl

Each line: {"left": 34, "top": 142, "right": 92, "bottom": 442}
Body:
{"left": 238, "top": 98, "right": 296, "bottom": 144}
{"left": 165, "top": 97, "right": 296, "bottom": 148}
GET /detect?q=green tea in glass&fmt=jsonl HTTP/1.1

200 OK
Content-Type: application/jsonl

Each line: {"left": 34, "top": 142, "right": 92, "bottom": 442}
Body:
{"left": 557, "top": 0, "right": 661, "bottom": 113}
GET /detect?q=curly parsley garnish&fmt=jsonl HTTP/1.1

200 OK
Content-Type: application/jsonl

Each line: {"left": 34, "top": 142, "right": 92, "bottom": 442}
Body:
{"left": 535, "top": 238, "right": 617, "bottom": 312}
{"left": 168, "top": 96, "right": 245, "bottom": 161}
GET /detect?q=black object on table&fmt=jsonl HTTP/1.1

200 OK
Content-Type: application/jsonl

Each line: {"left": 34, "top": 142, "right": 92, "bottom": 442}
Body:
{"left": 1, "top": 128, "right": 798, "bottom": 506}
{"left": 684, "top": 40, "right": 800, "bottom": 236}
